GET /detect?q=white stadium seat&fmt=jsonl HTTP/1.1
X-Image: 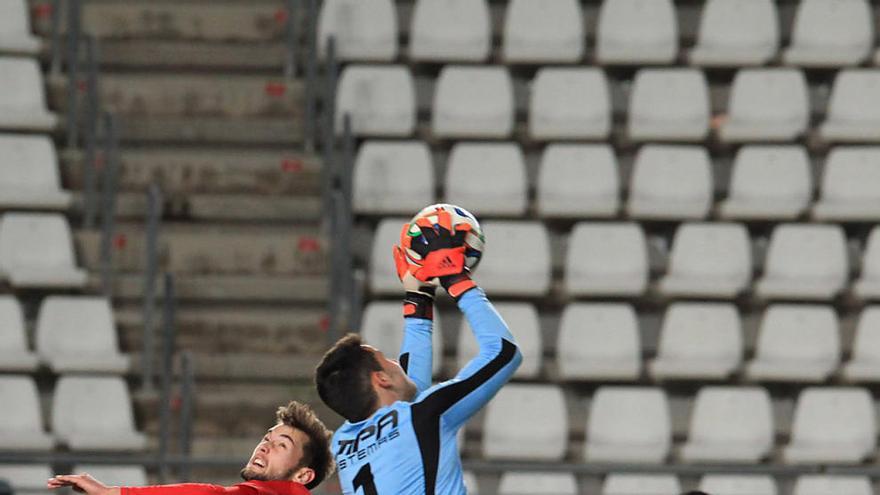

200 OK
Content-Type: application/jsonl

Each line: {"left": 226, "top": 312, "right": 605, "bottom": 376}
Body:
{"left": 458, "top": 303, "right": 541, "bottom": 379}
{"left": 0, "top": 0, "right": 41, "bottom": 55}
{"left": 794, "top": 475, "right": 873, "bottom": 495}
{"left": 0, "top": 57, "right": 57, "bottom": 132}
{"left": 317, "top": 0, "right": 397, "bottom": 61}
{"left": 658, "top": 223, "right": 752, "bottom": 299}
{"left": 842, "top": 307, "right": 880, "bottom": 381}
{"left": 596, "top": 0, "right": 678, "bottom": 65}
{"left": 820, "top": 70, "right": 880, "bottom": 142}
{"left": 689, "top": 0, "right": 778, "bottom": 67}
{"left": 0, "top": 134, "right": 71, "bottom": 210}
{"left": 502, "top": 0, "right": 583, "bottom": 64}
{"left": 813, "top": 147, "right": 880, "bottom": 221}
{"left": 0, "top": 296, "right": 38, "bottom": 372}
{"left": 72, "top": 465, "right": 148, "bottom": 486}
{"left": 0, "top": 464, "right": 52, "bottom": 492}
{"left": 353, "top": 140, "right": 434, "bottom": 215}
{"left": 476, "top": 221, "right": 551, "bottom": 297}
{"left": 360, "top": 301, "right": 443, "bottom": 376}
{"left": 784, "top": 387, "right": 876, "bottom": 464}
{"left": 529, "top": 68, "right": 611, "bottom": 140}
{"left": 649, "top": 303, "right": 742, "bottom": 381}
{"left": 557, "top": 303, "right": 641, "bottom": 381}
{"left": 602, "top": 474, "right": 681, "bottom": 495}
{"left": 628, "top": 69, "right": 710, "bottom": 142}
{"left": 0, "top": 375, "right": 54, "bottom": 450}
{"left": 719, "top": 145, "right": 812, "bottom": 220}
{"left": 586, "top": 387, "right": 671, "bottom": 464}
{"left": 498, "top": 472, "right": 577, "bottom": 495}
{"left": 755, "top": 224, "right": 848, "bottom": 301}
{"left": 855, "top": 227, "right": 880, "bottom": 300}
{"left": 368, "top": 217, "right": 408, "bottom": 296}
{"left": 746, "top": 305, "right": 839, "bottom": 382}
{"left": 335, "top": 65, "right": 414, "bottom": 137}
{"left": 52, "top": 375, "right": 147, "bottom": 451}
{"left": 483, "top": 384, "right": 567, "bottom": 461}
{"left": 432, "top": 66, "right": 514, "bottom": 139}
{"left": 35, "top": 296, "right": 130, "bottom": 374}
{"left": 565, "top": 222, "right": 647, "bottom": 297}
{"left": 409, "top": 0, "right": 490, "bottom": 62}
{"left": 445, "top": 142, "right": 526, "bottom": 216}
{"left": 536, "top": 144, "right": 619, "bottom": 218}
{"left": 0, "top": 213, "right": 88, "bottom": 289}
{"left": 680, "top": 387, "right": 773, "bottom": 463}
{"left": 463, "top": 471, "right": 478, "bottom": 495}
{"left": 700, "top": 475, "right": 778, "bottom": 495}
{"left": 627, "top": 145, "right": 712, "bottom": 220}
{"left": 783, "top": 0, "right": 872, "bottom": 67}
{"left": 719, "top": 69, "right": 809, "bottom": 142}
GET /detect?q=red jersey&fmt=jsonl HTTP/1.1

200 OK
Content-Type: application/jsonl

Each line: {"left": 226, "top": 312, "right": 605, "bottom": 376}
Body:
{"left": 120, "top": 481, "right": 310, "bottom": 495}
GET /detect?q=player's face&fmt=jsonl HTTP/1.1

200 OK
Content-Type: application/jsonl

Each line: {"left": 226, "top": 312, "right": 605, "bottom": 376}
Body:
{"left": 365, "top": 346, "right": 418, "bottom": 401}
{"left": 241, "top": 424, "right": 310, "bottom": 482}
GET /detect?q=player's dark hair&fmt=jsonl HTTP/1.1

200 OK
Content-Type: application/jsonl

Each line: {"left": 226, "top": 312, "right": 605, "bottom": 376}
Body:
{"left": 315, "top": 333, "right": 383, "bottom": 422}
{"left": 275, "top": 401, "right": 335, "bottom": 489}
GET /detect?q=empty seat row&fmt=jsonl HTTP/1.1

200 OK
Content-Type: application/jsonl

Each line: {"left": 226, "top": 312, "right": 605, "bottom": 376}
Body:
{"left": 0, "top": 374, "right": 146, "bottom": 452}
{"left": 363, "top": 301, "right": 880, "bottom": 384}
{"left": 369, "top": 219, "right": 880, "bottom": 301}
{"left": 0, "top": 464, "right": 146, "bottom": 494}
{"left": 355, "top": 141, "right": 880, "bottom": 222}
{"left": 337, "top": 64, "right": 880, "bottom": 143}
{"left": 0, "top": 295, "right": 128, "bottom": 373}
{"left": 0, "top": 212, "right": 86, "bottom": 289}
{"left": 319, "top": 0, "right": 880, "bottom": 68}
{"left": 483, "top": 384, "right": 875, "bottom": 465}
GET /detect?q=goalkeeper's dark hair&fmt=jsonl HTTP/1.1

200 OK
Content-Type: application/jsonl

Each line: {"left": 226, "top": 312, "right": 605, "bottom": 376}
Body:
{"left": 315, "top": 333, "right": 383, "bottom": 422}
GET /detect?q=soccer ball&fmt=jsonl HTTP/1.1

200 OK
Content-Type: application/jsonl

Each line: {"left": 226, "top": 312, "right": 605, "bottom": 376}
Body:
{"left": 399, "top": 203, "right": 485, "bottom": 278}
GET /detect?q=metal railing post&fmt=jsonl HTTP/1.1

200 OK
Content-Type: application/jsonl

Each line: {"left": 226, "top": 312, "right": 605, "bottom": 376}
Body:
{"left": 302, "top": 0, "right": 318, "bottom": 153}
{"left": 83, "top": 34, "right": 101, "bottom": 229}
{"left": 49, "top": 0, "right": 63, "bottom": 77}
{"left": 65, "top": 0, "right": 82, "bottom": 148}
{"left": 339, "top": 113, "right": 355, "bottom": 312}
{"left": 319, "top": 37, "right": 338, "bottom": 234}
{"left": 99, "top": 113, "right": 119, "bottom": 297}
{"left": 283, "top": 0, "right": 299, "bottom": 79}
{"left": 157, "top": 273, "right": 177, "bottom": 483}
{"left": 142, "top": 184, "right": 163, "bottom": 393}
{"left": 177, "top": 351, "right": 195, "bottom": 481}
{"left": 328, "top": 190, "right": 346, "bottom": 338}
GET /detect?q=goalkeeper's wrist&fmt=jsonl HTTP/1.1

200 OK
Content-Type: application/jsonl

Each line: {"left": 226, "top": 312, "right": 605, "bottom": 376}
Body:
{"left": 403, "top": 288, "right": 435, "bottom": 319}
{"left": 439, "top": 272, "right": 476, "bottom": 300}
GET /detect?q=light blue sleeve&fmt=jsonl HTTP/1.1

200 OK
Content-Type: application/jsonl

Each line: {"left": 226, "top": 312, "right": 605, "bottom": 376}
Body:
{"left": 400, "top": 316, "right": 434, "bottom": 395}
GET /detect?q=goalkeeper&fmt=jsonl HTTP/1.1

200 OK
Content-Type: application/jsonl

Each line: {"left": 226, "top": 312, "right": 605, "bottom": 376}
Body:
{"left": 315, "top": 209, "right": 522, "bottom": 495}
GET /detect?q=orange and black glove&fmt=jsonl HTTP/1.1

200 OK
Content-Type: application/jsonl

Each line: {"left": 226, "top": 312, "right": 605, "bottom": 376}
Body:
{"left": 407, "top": 209, "right": 476, "bottom": 300}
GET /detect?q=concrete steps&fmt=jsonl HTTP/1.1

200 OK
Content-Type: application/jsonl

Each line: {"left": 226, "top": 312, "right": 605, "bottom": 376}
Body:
{"left": 115, "top": 116, "right": 303, "bottom": 145}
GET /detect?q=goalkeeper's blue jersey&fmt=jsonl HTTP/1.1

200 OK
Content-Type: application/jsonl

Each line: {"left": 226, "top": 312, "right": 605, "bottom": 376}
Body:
{"left": 333, "top": 288, "right": 522, "bottom": 495}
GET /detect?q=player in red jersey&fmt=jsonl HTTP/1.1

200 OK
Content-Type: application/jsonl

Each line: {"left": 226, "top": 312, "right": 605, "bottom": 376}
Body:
{"left": 47, "top": 401, "right": 334, "bottom": 495}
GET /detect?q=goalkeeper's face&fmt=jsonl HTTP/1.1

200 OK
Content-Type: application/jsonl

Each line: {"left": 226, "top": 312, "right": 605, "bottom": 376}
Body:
{"left": 365, "top": 346, "right": 418, "bottom": 402}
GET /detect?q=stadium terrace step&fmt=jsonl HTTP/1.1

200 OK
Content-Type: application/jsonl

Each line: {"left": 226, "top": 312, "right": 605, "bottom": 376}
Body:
{"left": 93, "top": 272, "right": 328, "bottom": 303}
{"left": 49, "top": 75, "right": 304, "bottom": 119}
{"left": 60, "top": 148, "right": 321, "bottom": 195}
{"left": 115, "top": 116, "right": 303, "bottom": 145}
{"left": 74, "top": 224, "right": 327, "bottom": 276}
{"left": 95, "top": 40, "right": 291, "bottom": 71}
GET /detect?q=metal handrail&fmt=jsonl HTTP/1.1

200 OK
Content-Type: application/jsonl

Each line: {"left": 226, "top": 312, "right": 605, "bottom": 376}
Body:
{"left": 64, "top": 0, "right": 82, "bottom": 148}
{"left": 141, "top": 184, "right": 163, "bottom": 393}
{"left": 99, "top": 112, "right": 120, "bottom": 297}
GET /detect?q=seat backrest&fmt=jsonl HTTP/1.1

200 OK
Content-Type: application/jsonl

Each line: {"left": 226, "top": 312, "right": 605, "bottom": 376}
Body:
{"left": 409, "top": 0, "right": 490, "bottom": 61}
{"left": 629, "top": 69, "right": 709, "bottom": 125}
{"left": 0, "top": 375, "right": 44, "bottom": 433}
{"left": 502, "top": 0, "right": 583, "bottom": 62}
{"left": 537, "top": 144, "right": 618, "bottom": 216}
{"left": 368, "top": 217, "right": 409, "bottom": 294}
{"left": 0, "top": 296, "right": 27, "bottom": 353}
{"left": 596, "top": 0, "right": 677, "bottom": 54}
{"left": 361, "top": 301, "right": 443, "bottom": 375}
{"left": 821, "top": 147, "right": 880, "bottom": 202}
{"left": 689, "top": 386, "right": 773, "bottom": 447}
{"left": 789, "top": 0, "right": 872, "bottom": 50}
{"left": 458, "top": 302, "right": 541, "bottom": 378}
{"left": 629, "top": 145, "right": 712, "bottom": 206}
{"left": 794, "top": 475, "right": 873, "bottom": 495}
{"left": 791, "top": 387, "right": 876, "bottom": 448}
{"left": 477, "top": 221, "right": 551, "bottom": 295}
{"left": 0, "top": 134, "right": 61, "bottom": 191}
{"left": 352, "top": 140, "right": 434, "bottom": 214}
{"left": 0, "top": 0, "right": 34, "bottom": 40}
{"left": 445, "top": 142, "right": 526, "bottom": 216}
{"left": 763, "top": 224, "right": 848, "bottom": 280}
{"left": 52, "top": 375, "right": 138, "bottom": 437}
{"left": 498, "top": 471, "right": 578, "bottom": 495}
{"left": 588, "top": 387, "right": 670, "bottom": 447}
{"left": 432, "top": 66, "right": 514, "bottom": 138}
{"left": 826, "top": 70, "right": 880, "bottom": 122}
{"left": 483, "top": 384, "right": 567, "bottom": 460}
{"left": 755, "top": 305, "right": 839, "bottom": 362}
{"left": 316, "top": 0, "right": 397, "bottom": 60}
{"left": 0, "top": 57, "right": 48, "bottom": 111}
{"left": 667, "top": 222, "right": 751, "bottom": 282}
{"left": 602, "top": 474, "right": 681, "bottom": 495}
{"left": 529, "top": 67, "right": 610, "bottom": 139}
{"left": 851, "top": 306, "right": 880, "bottom": 361}
{"left": 0, "top": 212, "right": 77, "bottom": 271}
{"left": 695, "top": 0, "right": 778, "bottom": 52}
{"left": 335, "top": 65, "right": 415, "bottom": 136}
{"left": 36, "top": 296, "right": 119, "bottom": 356}
{"left": 728, "top": 69, "right": 808, "bottom": 123}
{"left": 728, "top": 145, "right": 811, "bottom": 202}
{"left": 861, "top": 227, "right": 880, "bottom": 279}
{"left": 565, "top": 222, "right": 647, "bottom": 283}
{"left": 656, "top": 302, "right": 742, "bottom": 362}
{"left": 557, "top": 303, "right": 640, "bottom": 368}
{"left": 699, "top": 474, "right": 778, "bottom": 495}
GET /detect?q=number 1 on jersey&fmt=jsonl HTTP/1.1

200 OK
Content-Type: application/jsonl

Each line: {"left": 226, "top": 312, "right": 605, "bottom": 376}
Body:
{"left": 353, "top": 463, "right": 378, "bottom": 495}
